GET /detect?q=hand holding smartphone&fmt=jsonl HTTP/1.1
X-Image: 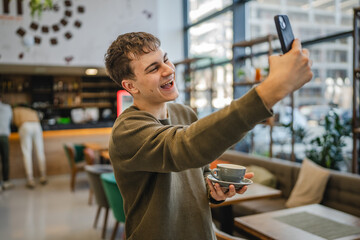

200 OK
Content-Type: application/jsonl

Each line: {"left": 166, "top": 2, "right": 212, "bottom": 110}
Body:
{"left": 274, "top": 15, "right": 295, "bottom": 54}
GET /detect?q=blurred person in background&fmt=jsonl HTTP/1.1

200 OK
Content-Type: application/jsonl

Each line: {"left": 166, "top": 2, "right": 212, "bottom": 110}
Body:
{"left": 0, "top": 94, "right": 13, "bottom": 192}
{"left": 13, "top": 104, "right": 47, "bottom": 189}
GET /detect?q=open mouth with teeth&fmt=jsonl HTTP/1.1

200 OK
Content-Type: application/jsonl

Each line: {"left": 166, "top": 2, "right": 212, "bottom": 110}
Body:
{"left": 160, "top": 80, "right": 174, "bottom": 89}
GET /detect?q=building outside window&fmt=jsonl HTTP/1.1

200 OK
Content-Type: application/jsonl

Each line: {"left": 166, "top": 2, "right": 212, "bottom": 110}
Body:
{"left": 184, "top": 0, "right": 359, "bottom": 171}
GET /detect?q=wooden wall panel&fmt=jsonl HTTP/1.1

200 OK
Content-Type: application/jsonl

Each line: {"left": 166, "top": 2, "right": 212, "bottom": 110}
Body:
{"left": 9, "top": 128, "right": 112, "bottom": 179}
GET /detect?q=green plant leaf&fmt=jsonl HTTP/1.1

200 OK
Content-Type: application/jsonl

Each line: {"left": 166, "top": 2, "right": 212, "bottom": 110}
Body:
{"left": 305, "top": 109, "right": 350, "bottom": 170}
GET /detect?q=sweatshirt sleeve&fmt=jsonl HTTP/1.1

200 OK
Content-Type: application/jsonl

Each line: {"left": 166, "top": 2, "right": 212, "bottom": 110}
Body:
{"left": 109, "top": 88, "right": 272, "bottom": 173}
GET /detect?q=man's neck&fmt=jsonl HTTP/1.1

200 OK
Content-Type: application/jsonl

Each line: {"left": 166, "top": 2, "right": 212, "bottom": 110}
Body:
{"left": 133, "top": 100, "right": 167, "bottom": 119}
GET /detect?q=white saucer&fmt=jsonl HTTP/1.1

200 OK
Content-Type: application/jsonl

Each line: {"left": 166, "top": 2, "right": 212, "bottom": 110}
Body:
{"left": 207, "top": 175, "right": 253, "bottom": 191}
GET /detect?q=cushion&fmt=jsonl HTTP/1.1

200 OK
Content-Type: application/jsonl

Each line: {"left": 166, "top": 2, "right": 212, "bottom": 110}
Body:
{"left": 286, "top": 158, "right": 330, "bottom": 208}
{"left": 74, "top": 144, "right": 85, "bottom": 163}
{"left": 246, "top": 165, "right": 277, "bottom": 188}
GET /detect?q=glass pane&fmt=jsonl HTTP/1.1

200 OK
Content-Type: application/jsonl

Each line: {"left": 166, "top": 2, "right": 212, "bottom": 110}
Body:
{"left": 212, "top": 64, "right": 233, "bottom": 109}
{"left": 189, "top": 11, "right": 233, "bottom": 60}
{"left": 247, "top": 0, "right": 355, "bottom": 168}
{"left": 188, "top": 0, "right": 232, "bottom": 23}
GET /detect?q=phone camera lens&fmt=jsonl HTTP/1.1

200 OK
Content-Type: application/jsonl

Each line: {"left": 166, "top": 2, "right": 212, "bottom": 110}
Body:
{"left": 279, "top": 16, "right": 286, "bottom": 29}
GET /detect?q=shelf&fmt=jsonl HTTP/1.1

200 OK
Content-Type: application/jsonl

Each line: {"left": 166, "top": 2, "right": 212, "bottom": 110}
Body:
{"left": 81, "top": 92, "right": 116, "bottom": 98}
{"left": 232, "top": 34, "right": 278, "bottom": 48}
{"left": 2, "top": 91, "right": 29, "bottom": 94}
{"left": 82, "top": 82, "right": 117, "bottom": 88}
{"left": 81, "top": 102, "right": 113, "bottom": 108}
{"left": 32, "top": 89, "right": 52, "bottom": 93}
{"left": 233, "top": 81, "right": 261, "bottom": 87}
{"left": 52, "top": 105, "right": 83, "bottom": 109}
{"left": 53, "top": 102, "right": 113, "bottom": 108}
{"left": 184, "top": 88, "right": 212, "bottom": 93}
{"left": 353, "top": 128, "right": 360, "bottom": 134}
{"left": 173, "top": 57, "right": 207, "bottom": 66}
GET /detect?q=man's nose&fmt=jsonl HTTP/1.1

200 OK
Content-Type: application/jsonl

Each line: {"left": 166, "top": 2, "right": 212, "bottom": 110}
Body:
{"left": 162, "top": 63, "right": 175, "bottom": 76}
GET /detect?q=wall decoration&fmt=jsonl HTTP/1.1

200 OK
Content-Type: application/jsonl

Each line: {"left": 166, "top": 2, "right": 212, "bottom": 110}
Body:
{"left": 0, "top": 0, "right": 159, "bottom": 67}
{"left": 16, "top": 27, "right": 26, "bottom": 37}
{"left": 64, "top": 31, "right": 72, "bottom": 39}
{"left": 74, "top": 20, "right": 81, "bottom": 28}
{"left": 142, "top": 10, "right": 152, "bottom": 19}
{"left": 77, "top": 6, "right": 84, "bottom": 13}
{"left": 30, "top": 22, "right": 39, "bottom": 30}
{"left": 52, "top": 24, "right": 60, "bottom": 32}
{"left": 34, "top": 36, "right": 41, "bottom": 44}
{"left": 64, "top": 56, "right": 73, "bottom": 64}
{"left": 41, "top": 26, "right": 49, "bottom": 33}
{"left": 11, "top": 0, "right": 85, "bottom": 61}
{"left": 14, "top": 0, "right": 85, "bottom": 47}
{"left": 50, "top": 38, "right": 58, "bottom": 45}
{"left": 65, "top": 10, "right": 72, "bottom": 17}
{"left": 60, "top": 18, "right": 68, "bottom": 26}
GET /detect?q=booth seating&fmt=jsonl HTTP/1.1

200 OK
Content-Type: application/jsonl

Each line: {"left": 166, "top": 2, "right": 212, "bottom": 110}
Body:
{"left": 218, "top": 150, "right": 360, "bottom": 218}
{"left": 212, "top": 222, "right": 245, "bottom": 240}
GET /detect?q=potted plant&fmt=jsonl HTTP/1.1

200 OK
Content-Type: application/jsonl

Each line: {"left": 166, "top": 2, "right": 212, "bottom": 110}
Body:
{"left": 29, "top": 0, "right": 53, "bottom": 17}
{"left": 305, "top": 109, "right": 351, "bottom": 170}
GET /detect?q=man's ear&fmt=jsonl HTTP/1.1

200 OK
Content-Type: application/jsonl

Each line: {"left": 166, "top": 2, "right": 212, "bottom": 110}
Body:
{"left": 122, "top": 79, "right": 139, "bottom": 94}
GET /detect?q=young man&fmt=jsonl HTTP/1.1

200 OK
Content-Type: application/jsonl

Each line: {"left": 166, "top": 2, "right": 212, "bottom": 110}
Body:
{"left": 105, "top": 32, "right": 312, "bottom": 239}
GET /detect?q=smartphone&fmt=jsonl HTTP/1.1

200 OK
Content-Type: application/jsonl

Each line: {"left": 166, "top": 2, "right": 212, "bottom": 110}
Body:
{"left": 274, "top": 15, "right": 295, "bottom": 54}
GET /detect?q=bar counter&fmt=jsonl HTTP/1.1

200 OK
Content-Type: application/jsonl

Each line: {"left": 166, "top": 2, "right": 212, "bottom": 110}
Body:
{"left": 9, "top": 128, "right": 112, "bottom": 179}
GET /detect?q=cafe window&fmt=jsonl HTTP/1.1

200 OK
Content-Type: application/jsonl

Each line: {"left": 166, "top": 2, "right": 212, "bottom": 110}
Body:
{"left": 188, "top": 0, "right": 232, "bottom": 24}
{"left": 184, "top": 0, "right": 358, "bottom": 168}
{"left": 189, "top": 11, "right": 233, "bottom": 60}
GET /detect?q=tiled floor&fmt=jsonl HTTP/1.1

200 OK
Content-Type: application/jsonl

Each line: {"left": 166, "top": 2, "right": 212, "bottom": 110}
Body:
{"left": 0, "top": 173, "right": 124, "bottom": 240}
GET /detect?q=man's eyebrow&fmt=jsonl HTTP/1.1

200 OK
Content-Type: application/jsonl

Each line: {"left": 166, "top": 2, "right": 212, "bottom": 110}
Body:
{"left": 144, "top": 53, "right": 168, "bottom": 72}
{"left": 144, "top": 62, "right": 157, "bottom": 72}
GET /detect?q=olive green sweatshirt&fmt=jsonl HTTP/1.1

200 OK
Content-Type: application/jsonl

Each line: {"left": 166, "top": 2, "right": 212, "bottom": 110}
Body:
{"left": 109, "top": 88, "right": 272, "bottom": 240}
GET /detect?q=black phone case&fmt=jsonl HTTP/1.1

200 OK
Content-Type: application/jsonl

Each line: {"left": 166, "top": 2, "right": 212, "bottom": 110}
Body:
{"left": 274, "top": 15, "right": 295, "bottom": 54}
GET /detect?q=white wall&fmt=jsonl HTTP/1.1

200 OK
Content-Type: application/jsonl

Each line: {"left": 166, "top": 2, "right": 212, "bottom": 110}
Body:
{"left": 156, "top": 0, "right": 184, "bottom": 64}
{"left": 0, "top": 0, "right": 183, "bottom": 68}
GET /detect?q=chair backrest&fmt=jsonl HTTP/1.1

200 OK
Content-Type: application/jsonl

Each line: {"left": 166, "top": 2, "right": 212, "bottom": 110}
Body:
{"left": 84, "top": 147, "right": 96, "bottom": 165}
{"left": 64, "top": 144, "right": 86, "bottom": 167}
{"left": 85, "top": 165, "right": 113, "bottom": 208}
{"left": 212, "top": 222, "right": 245, "bottom": 240}
{"left": 63, "top": 144, "right": 76, "bottom": 167}
{"left": 101, "top": 173, "right": 125, "bottom": 223}
{"left": 73, "top": 144, "right": 86, "bottom": 163}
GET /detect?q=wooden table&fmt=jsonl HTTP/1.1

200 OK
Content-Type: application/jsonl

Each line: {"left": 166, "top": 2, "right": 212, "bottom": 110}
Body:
{"left": 84, "top": 142, "right": 109, "bottom": 164}
{"left": 210, "top": 183, "right": 282, "bottom": 208}
{"left": 100, "top": 150, "right": 110, "bottom": 162}
{"left": 84, "top": 142, "right": 108, "bottom": 151}
{"left": 211, "top": 183, "right": 282, "bottom": 234}
{"left": 234, "top": 204, "right": 360, "bottom": 240}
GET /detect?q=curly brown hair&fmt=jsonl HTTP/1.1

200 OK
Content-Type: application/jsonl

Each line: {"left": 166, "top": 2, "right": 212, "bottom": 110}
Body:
{"left": 104, "top": 32, "right": 161, "bottom": 87}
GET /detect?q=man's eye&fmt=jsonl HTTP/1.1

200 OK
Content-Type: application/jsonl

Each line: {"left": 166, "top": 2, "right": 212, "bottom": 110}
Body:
{"left": 164, "top": 58, "right": 169, "bottom": 62}
{"left": 150, "top": 67, "right": 158, "bottom": 72}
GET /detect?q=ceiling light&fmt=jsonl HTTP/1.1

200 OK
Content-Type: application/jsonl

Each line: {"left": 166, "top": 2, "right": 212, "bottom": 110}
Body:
{"left": 85, "top": 68, "right": 98, "bottom": 75}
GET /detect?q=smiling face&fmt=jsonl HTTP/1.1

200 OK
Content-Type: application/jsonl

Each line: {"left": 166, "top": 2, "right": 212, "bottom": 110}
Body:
{"left": 122, "top": 48, "right": 179, "bottom": 114}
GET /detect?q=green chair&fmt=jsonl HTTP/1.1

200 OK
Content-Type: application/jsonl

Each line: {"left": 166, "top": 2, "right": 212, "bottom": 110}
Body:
{"left": 85, "top": 164, "right": 113, "bottom": 239}
{"left": 63, "top": 144, "right": 86, "bottom": 192}
{"left": 101, "top": 173, "right": 125, "bottom": 240}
